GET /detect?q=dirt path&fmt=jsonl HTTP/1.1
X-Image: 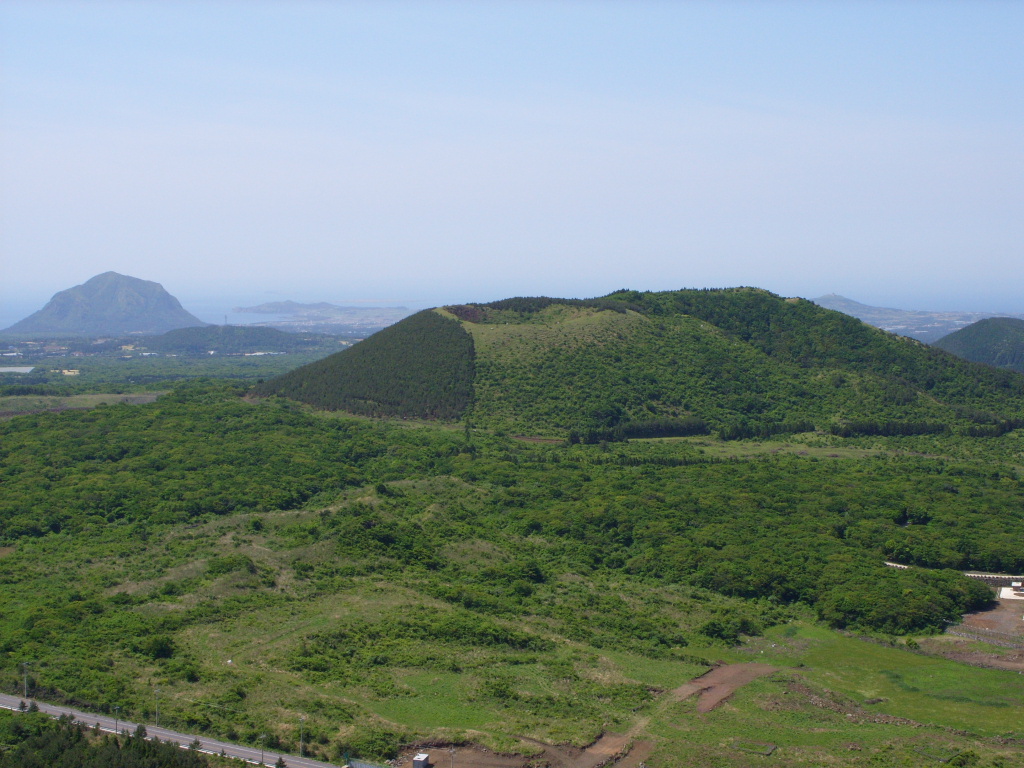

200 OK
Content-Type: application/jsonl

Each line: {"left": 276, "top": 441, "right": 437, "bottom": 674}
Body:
{"left": 512, "top": 732, "right": 633, "bottom": 768}
{"left": 399, "top": 732, "right": 638, "bottom": 768}
{"left": 396, "top": 663, "right": 777, "bottom": 768}
{"left": 672, "top": 663, "right": 778, "bottom": 712}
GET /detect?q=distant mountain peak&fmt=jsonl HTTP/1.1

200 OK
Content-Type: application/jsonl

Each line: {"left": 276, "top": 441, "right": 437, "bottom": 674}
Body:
{"left": 2, "top": 272, "right": 207, "bottom": 338}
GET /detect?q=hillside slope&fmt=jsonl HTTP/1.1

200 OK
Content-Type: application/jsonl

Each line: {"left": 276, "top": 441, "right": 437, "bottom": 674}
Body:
{"left": 2, "top": 272, "right": 206, "bottom": 337}
{"left": 258, "top": 309, "right": 474, "bottom": 419}
{"left": 933, "top": 317, "right": 1024, "bottom": 373}
{"left": 258, "top": 288, "right": 1024, "bottom": 436}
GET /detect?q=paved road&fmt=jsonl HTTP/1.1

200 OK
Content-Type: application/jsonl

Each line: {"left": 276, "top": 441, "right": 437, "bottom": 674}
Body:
{"left": 0, "top": 693, "right": 342, "bottom": 767}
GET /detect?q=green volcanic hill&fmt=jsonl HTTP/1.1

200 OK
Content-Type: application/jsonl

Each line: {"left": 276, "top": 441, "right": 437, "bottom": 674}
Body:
{"left": 2, "top": 271, "right": 206, "bottom": 337}
{"left": 933, "top": 317, "right": 1024, "bottom": 373}
{"left": 257, "top": 288, "right": 1024, "bottom": 437}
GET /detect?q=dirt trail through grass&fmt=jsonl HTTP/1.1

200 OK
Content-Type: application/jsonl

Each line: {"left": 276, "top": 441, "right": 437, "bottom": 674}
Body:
{"left": 401, "top": 663, "right": 777, "bottom": 768}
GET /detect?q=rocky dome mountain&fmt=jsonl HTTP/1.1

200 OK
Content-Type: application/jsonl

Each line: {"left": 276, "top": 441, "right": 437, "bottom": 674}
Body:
{"left": 257, "top": 288, "right": 1024, "bottom": 437}
{"left": 933, "top": 317, "right": 1024, "bottom": 373}
{"left": 2, "top": 272, "right": 206, "bottom": 337}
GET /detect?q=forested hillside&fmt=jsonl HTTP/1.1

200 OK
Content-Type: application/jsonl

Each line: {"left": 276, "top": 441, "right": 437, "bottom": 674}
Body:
{"left": 934, "top": 317, "right": 1024, "bottom": 373}
{"left": 257, "top": 288, "right": 1024, "bottom": 438}
{"left": 256, "top": 309, "right": 474, "bottom": 419}
{"left": 0, "top": 713, "right": 214, "bottom": 768}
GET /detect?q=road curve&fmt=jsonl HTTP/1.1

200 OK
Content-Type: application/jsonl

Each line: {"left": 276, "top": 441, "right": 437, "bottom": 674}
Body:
{"left": 0, "top": 693, "right": 342, "bottom": 768}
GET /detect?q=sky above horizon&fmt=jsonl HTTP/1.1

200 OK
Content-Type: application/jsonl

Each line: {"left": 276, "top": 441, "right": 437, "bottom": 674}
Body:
{"left": 2, "top": 0, "right": 1022, "bottom": 324}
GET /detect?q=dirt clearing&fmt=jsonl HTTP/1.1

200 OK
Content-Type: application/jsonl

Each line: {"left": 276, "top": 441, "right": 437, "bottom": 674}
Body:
{"left": 672, "top": 663, "right": 778, "bottom": 712}
{"left": 398, "top": 732, "right": 639, "bottom": 768}
{"left": 958, "top": 598, "right": 1024, "bottom": 636}
{"left": 929, "top": 597, "right": 1024, "bottom": 671}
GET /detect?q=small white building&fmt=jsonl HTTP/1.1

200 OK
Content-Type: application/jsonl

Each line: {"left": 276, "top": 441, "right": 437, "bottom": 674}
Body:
{"left": 413, "top": 753, "right": 431, "bottom": 768}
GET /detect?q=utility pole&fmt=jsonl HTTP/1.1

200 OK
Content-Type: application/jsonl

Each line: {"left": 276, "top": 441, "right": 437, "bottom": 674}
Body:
{"left": 114, "top": 705, "right": 120, "bottom": 737}
{"left": 154, "top": 688, "right": 160, "bottom": 727}
{"left": 259, "top": 733, "right": 266, "bottom": 765}
{"left": 300, "top": 716, "right": 305, "bottom": 757}
{"left": 21, "top": 662, "right": 29, "bottom": 699}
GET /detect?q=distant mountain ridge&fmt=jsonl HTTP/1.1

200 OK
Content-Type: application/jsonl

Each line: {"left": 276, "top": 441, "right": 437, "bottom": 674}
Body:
{"left": 813, "top": 293, "right": 1024, "bottom": 343}
{"left": 933, "top": 317, "right": 1024, "bottom": 373}
{"left": 2, "top": 272, "right": 206, "bottom": 338}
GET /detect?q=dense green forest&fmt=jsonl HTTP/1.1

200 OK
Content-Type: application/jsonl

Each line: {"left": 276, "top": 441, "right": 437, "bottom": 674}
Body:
{"left": 0, "top": 712, "right": 216, "bottom": 768}
{"left": 256, "top": 310, "right": 474, "bottom": 419}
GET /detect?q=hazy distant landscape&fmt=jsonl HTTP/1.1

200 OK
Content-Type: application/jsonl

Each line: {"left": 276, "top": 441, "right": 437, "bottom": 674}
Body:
{"left": 813, "top": 294, "right": 1024, "bottom": 344}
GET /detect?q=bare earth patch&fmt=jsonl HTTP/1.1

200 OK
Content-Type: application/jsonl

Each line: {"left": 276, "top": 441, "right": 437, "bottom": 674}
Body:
{"left": 915, "top": 598, "right": 1024, "bottom": 671}
{"left": 399, "top": 732, "right": 640, "bottom": 768}
{"left": 672, "top": 663, "right": 778, "bottom": 712}
{"left": 959, "top": 598, "right": 1024, "bottom": 636}
{"left": 397, "top": 745, "right": 525, "bottom": 768}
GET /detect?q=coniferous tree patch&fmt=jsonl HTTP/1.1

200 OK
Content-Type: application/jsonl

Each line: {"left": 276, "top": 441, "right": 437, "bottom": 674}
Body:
{"left": 257, "top": 310, "right": 474, "bottom": 419}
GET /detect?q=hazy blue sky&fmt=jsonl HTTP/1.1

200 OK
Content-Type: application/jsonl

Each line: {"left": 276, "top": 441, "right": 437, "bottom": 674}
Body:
{"left": 2, "top": 1, "right": 1022, "bottom": 324}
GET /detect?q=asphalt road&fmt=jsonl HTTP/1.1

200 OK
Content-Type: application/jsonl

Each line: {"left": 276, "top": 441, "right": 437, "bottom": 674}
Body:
{"left": 0, "top": 692, "right": 342, "bottom": 767}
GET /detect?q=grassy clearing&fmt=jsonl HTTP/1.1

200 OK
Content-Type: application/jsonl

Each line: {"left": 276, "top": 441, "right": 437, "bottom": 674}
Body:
{"left": 737, "top": 623, "right": 1024, "bottom": 737}
{"left": 646, "top": 664, "right": 1023, "bottom": 768}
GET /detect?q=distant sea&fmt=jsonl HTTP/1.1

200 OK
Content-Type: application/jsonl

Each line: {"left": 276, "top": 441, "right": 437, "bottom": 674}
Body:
{"left": 181, "top": 295, "right": 427, "bottom": 327}
{"left": 0, "top": 299, "right": 40, "bottom": 333}
{"left": 173, "top": 296, "right": 292, "bottom": 327}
